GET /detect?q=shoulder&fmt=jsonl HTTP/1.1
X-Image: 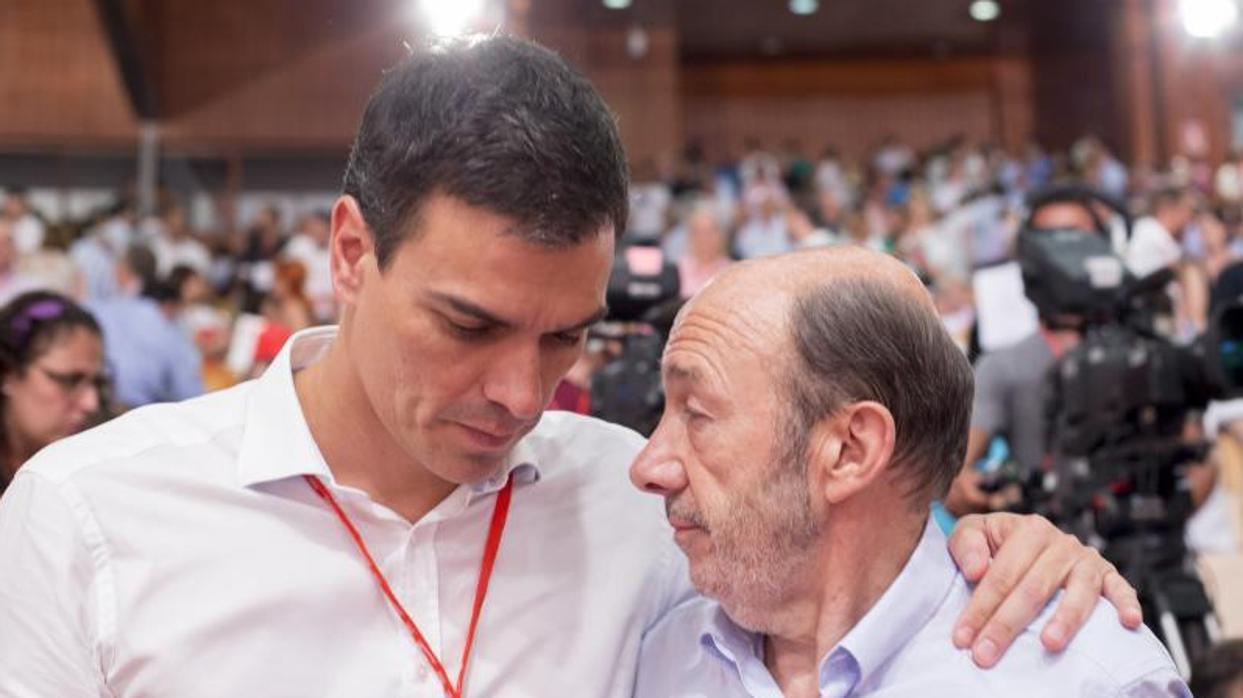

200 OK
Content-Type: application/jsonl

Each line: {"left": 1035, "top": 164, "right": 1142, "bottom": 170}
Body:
{"left": 906, "top": 579, "right": 1182, "bottom": 693}
{"left": 1023, "top": 592, "right": 1184, "bottom": 691}
{"left": 21, "top": 381, "right": 253, "bottom": 487}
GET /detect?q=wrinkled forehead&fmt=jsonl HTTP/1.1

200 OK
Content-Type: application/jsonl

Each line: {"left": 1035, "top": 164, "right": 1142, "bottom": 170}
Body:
{"left": 664, "top": 283, "right": 792, "bottom": 381}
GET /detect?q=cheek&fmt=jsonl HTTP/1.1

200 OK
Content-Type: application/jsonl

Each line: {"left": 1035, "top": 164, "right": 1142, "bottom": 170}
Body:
{"left": 6, "top": 381, "right": 62, "bottom": 430}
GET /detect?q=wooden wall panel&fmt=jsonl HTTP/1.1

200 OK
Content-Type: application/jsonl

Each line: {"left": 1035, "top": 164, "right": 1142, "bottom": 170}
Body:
{"left": 0, "top": 0, "right": 137, "bottom": 148}
{"left": 680, "top": 56, "right": 1030, "bottom": 161}
{"left": 684, "top": 91, "right": 997, "bottom": 162}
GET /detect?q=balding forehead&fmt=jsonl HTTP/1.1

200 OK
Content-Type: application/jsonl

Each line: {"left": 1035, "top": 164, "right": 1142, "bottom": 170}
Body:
{"left": 702, "top": 248, "right": 933, "bottom": 311}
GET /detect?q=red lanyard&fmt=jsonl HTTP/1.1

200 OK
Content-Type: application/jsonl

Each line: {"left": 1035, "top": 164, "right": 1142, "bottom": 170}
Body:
{"left": 303, "top": 473, "right": 514, "bottom": 698}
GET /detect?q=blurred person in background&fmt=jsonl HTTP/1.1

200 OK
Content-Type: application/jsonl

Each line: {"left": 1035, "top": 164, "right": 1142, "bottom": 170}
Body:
{"left": 265, "top": 258, "right": 314, "bottom": 333}
{"left": 2, "top": 187, "right": 46, "bottom": 255}
{"left": 0, "top": 216, "right": 39, "bottom": 305}
{"left": 678, "top": 202, "right": 734, "bottom": 298}
{"left": 1213, "top": 149, "right": 1243, "bottom": 207}
{"left": 87, "top": 244, "right": 202, "bottom": 409}
{"left": 284, "top": 210, "right": 335, "bottom": 322}
{"left": 70, "top": 199, "right": 135, "bottom": 301}
{"left": 0, "top": 291, "right": 104, "bottom": 494}
{"left": 785, "top": 205, "right": 835, "bottom": 250}
{"left": 629, "top": 158, "right": 674, "bottom": 239}
{"left": 145, "top": 204, "right": 212, "bottom": 278}
{"left": 735, "top": 188, "right": 791, "bottom": 259}
{"left": 236, "top": 204, "right": 288, "bottom": 313}
{"left": 1126, "top": 187, "right": 1195, "bottom": 278}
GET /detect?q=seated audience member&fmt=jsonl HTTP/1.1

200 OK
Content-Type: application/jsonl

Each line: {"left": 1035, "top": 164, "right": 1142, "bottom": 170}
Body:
{"left": 87, "top": 244, "right": 203, "bottom": 408}
{"left": 678, "top": 203, "right": 733, "bottom": 298}
{"left": 633, "top": 248, "right": 1185, "bottom": 696}
{"left": 0, "top": 217, "right": 39, "bottom": 305}
{"left": 0, "top": 292, "right": 104, "bottom": 493}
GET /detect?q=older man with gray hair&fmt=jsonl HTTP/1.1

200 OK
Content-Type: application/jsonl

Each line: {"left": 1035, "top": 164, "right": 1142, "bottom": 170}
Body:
{"left": 631, "top": 247, "right": 1187, "bottom": 697}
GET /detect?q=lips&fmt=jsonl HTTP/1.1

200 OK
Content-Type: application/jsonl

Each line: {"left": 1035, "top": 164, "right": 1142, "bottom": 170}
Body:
{"left": 456, "top": 422, "right": 519, "bottom": 450}
{"left": 667, "top": 515, "right": 702, "bottom": 532}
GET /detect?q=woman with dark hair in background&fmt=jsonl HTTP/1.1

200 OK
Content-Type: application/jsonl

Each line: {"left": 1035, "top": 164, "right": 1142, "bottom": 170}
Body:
{"left": 0, "top": 291, "right": 105, "bottom": 493}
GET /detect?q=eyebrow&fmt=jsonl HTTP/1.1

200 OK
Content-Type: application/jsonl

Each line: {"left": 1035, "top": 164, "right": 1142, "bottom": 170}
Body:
{"left": 663, "top": 363, "right": 704, "bottom": 386}
{"left": 427, "top": 291, "right": 609, "bottom": 334}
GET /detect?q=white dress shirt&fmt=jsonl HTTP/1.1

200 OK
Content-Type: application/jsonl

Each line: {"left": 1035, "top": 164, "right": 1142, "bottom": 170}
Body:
{"left": 0, "top": 327, "right": 691, "bottom": 697}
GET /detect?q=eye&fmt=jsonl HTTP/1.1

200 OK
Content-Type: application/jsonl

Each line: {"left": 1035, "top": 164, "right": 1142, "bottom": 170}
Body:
{"left": 446, "top": 320, "right": 493, "bottom": 341}
{"left": 549, "top": 330, "right": 585, "bottom": 347}
{"left": 683, "top": 405, "right": 709, "bottom": 423}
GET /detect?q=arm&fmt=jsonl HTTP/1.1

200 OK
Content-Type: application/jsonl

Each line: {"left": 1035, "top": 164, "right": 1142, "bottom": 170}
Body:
{"left": 0, "top": 473, "right": 108, "bottom": 695}
{"left": 946, "top": 513, "right": 1142, "bottom": 668}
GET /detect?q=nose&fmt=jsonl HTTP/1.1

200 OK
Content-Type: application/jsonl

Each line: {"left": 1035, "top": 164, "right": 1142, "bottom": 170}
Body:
{"left": 482, "top": 343, "right": 545, "bottom": 422}
{"left": 77, "top": 383, "right": 101, "bottom": 415}
{"left": 629, "top": 417, "right": 689, "bottom": 496}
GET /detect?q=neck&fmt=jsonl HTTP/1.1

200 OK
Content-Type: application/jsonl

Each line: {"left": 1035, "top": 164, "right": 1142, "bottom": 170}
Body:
{"left": 294, "top": 340, "right": 457, "bottom": 523}
{"left": 762, "top": 500, "right": 926, "bottom": 697}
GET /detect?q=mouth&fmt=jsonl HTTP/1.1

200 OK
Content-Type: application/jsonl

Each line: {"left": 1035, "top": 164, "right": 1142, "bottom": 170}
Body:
{"left": 455, "top": 422, "right": 519, "bottom": 451}
{"left": 667, "top": 515, "right": 703, "bottom": 533}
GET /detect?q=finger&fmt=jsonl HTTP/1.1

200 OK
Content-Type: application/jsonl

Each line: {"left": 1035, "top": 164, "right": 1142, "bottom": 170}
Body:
{"left": 1103, "top": 569, "right": 1143, "bottom": 629}
{"left": 950, "top": 514, "right": 1047, "bottom": 650}
{"left": 1037, "top": 550, "right": 1109, "bottom": 653}
{"left": 970, "top": 533, "right": 1079, "bottom": 666}
{"left": 947, "top": 514, "right": 1000, "bottom": 586}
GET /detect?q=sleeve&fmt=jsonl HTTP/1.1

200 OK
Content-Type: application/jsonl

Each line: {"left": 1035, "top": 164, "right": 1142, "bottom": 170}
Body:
{"left": 1119, "top": 666, "right": 1192, "bottom": 697}
{"left": 970, "top": 353, "right": 1008, "bottom": 436}
{"left": 0, "top": 473, "right": 110, "bottom": 697}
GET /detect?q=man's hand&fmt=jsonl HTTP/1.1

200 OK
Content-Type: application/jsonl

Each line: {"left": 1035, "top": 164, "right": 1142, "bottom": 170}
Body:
{"left": 947, "top": 513, "right": 1143, "bottom": 668}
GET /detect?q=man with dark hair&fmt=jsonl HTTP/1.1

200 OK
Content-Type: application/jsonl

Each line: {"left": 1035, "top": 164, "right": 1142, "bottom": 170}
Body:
{"left": 632, "top": 247, "right": 1186, "bottom": 696}
{"left": 0, "top": 36, "right": 1138, "bottom": 696}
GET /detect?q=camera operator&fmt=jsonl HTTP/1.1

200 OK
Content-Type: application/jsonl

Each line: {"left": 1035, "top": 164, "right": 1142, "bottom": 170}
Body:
{"left": 944, "top": 192, "right": 1099, "bottom": 516}
{"left": 945, "top": 186, "right": 1219, "bottom": 537}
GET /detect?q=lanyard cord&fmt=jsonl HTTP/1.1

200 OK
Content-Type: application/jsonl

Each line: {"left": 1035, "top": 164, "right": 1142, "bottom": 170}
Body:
{"left": 304, "top": 473, "right": 514, "bottom": 698}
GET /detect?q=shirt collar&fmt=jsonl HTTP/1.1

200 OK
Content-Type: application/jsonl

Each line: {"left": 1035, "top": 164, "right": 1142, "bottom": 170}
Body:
{"left": 820, "top": 515, "right": 958, "bottom": 690}
{"left": 700, "top": 515, "right": 957, "bottom": 694}
{"left": 236, "top": 325, "right": 542, "bottom": 492}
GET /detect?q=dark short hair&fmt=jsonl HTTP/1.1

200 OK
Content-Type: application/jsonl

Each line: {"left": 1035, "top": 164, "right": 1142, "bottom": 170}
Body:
{"left": 785, "top": 276, "right": 974, "bottom": 503}
{"left": 342, "top": 35, "right": 628, "bottom": 268}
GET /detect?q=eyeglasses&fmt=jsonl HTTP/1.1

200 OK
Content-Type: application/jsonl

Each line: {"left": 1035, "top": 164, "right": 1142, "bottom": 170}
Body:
{"left": 36, "top": 366, "right": 110, "bottom": 397}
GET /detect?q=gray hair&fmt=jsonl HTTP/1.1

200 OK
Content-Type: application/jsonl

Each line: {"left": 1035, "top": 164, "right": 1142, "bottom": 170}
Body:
{"left": 784, "top": 275, "right": 974, "bottom": 503}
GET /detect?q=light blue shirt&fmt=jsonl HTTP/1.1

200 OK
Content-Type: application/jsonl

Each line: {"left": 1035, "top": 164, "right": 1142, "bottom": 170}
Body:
{"left": 635, "top": 516, "right": 1189, "bottom": 697}
{"left": 88, "top": 295, "right": 203, "bottom": 408}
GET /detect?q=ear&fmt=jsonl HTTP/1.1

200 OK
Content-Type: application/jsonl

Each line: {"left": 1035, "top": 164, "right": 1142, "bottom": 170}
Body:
{"left": 810, "top": 401, "right": 896, "bottom": 505}
{"left": 329, "top": 195, "right": 375, "bottom": 308}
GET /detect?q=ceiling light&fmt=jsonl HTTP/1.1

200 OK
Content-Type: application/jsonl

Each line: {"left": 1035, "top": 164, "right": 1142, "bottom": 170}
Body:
{"left": 413, "top": 0, "right": 486, "bottom": 37}
{"left": 789, "top": 0, "right": 818, "bottom": 16}
{"left": 604, "top": 0, "right": 631, "bottom": 8}
{"left": 1180, "top": 0, "right": 1239, "bottom": 37}
{"left": 969, "top": 0, "right": 1001, "bottom": 22}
